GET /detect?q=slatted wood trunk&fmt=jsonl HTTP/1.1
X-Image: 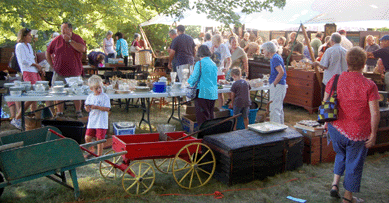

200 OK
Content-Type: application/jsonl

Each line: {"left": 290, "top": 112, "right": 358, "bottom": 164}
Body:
{"left": 202, "top": 128, "right": 303, "bottom": 186}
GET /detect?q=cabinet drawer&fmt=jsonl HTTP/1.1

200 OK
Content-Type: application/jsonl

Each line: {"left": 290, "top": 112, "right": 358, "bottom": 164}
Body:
{"left": 287, "top": 78, "right": 315, "bottom": 88}
{"left": 287, "top": 69, "right": 317, "bottom": 80}
{"left": 286, "top": 85, "right": 315, "bottom": 98}
{"left": 285, "top": 93, "right": 316, "bottom": 107}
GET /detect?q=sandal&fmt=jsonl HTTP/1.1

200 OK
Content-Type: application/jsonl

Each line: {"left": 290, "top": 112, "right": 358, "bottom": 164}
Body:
{"left": 330, "top": 184, "right": 341, "bottom": 198}
{"left": 342, "top": 197, "right": 364, "bottom": 203}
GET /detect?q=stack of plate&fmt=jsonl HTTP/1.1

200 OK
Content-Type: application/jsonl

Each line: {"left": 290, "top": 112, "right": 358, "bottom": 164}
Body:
{"left": 25, "top": 91, "right": 49, "bottom": 96}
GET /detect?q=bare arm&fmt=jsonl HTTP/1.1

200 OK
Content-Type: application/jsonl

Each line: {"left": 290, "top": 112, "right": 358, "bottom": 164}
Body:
{"left": 168, "top": 49, "right": 175, "bottom": 70}
{"left": 69, "top": 40, "right": 86, "bottom": 53}
{"left": 229, "top": 92, "right": 235, "bottom": 109}
{"left": 273, "top": 65, "right": 284, "bottom": 86}
{"left": 90, "top": 105, "right": 110, "bottom": 112}
{"left": 313, "top": 61, "right": 328, "bottom": 70}
{"left": 46, "top": 50, "right": 53, "bottom": 68}
{"left": 242, "top": 55, "right": 249, "bottom": 77}
{"left": 366, "top": 100, "right": 380, "bottom": 148}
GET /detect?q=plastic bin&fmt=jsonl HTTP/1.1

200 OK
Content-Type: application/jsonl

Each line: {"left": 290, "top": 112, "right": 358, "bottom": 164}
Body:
{"left": 113, "top": 122, "right": 136, "bottom": 135}
{"left": 222, "top": 102, "right": 259, "bottom": 130}
{"left": 41, "top": 120, "right": 85, "bottom": 144}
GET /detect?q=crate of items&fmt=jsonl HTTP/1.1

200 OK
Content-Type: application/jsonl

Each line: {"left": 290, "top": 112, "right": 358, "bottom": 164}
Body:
{"left": 294, "top": 120, "right": 336, "bottom": 165}
{"left": 113, "top": 122, "right": 136, "bottom": 135}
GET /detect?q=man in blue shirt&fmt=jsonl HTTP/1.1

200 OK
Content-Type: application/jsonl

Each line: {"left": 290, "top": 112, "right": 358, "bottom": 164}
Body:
{"left": 168, "top": 25, "right": 196, "bottom": 82}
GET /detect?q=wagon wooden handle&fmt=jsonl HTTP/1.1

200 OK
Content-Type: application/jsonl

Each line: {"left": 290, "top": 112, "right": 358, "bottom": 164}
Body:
{"left": 175, "top": 113, "right": 242, "bottom": 141}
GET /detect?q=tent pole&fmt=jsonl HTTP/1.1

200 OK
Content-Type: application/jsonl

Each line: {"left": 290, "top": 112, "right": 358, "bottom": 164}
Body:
{"left": 300, "top": 23, "right": 322, "bottom": 90}
{"left": 139, "top": 26, "right": 156, "bottom": 58}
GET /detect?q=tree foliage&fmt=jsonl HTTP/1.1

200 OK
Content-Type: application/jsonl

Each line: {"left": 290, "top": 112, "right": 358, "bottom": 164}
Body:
{"left": 0, "top": 0, "right": 286, "bottom": 52}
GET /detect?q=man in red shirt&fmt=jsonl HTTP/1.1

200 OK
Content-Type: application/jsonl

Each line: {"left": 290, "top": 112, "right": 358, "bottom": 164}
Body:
{"left": 46, "top": 22, "right": 86, "bottom": 118}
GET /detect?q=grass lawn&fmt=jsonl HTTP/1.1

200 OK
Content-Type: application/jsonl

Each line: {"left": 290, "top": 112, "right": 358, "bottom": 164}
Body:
{"left": 1, "top": 97, "right": 388, "bottom": 202}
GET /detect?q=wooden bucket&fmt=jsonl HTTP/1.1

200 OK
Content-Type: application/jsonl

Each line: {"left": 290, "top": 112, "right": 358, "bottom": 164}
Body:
{"left": 25, "top": 115, "right": 43, "bottom": 131}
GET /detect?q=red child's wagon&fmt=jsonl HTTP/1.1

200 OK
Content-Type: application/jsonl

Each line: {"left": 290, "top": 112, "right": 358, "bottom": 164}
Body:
{"left": 98, "top": 132, "right": 216, "bottom": 195}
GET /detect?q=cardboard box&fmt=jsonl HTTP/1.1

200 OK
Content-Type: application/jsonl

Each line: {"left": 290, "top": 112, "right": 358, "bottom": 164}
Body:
{"left": 181, "top": 114, "right": 199, "bottom": 133}
{"left": 113, "top": 122, "right": 136, "bottom": 135}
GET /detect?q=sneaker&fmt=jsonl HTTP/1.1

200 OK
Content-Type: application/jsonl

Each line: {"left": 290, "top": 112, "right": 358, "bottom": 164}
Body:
{"left": 10, "top": 118, "right": 22, "bottom": 130}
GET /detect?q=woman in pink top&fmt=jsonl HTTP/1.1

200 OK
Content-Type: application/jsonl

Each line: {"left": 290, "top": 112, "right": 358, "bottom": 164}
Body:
{"left": 130, "top": 33, "right": 143, "bottom": 65}
{"left": 325, "top": 47, "right": 380, "bottom": 203}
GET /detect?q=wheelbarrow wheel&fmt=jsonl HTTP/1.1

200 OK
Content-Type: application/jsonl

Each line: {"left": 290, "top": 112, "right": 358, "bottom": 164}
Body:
{"left": 122, "top": 161, "right": 155, "bottom": 195}
{"left": 172, "top": 143, "right": 216, "bottom": 189}
{"left": 153, "top": 158, "right": 174, "bottom": 174}
{"left": 99, "top": 150, "right": 124, "bottom": 180}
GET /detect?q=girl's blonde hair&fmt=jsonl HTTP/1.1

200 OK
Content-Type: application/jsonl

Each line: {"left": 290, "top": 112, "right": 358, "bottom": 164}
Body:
{"left": 88, "top": 75, "right": 103, "bottom": 87}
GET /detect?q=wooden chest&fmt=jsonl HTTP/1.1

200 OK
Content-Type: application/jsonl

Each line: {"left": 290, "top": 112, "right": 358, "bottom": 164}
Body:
{"left": 284, "top": 69, "right": 322, "bottom": 113}
{"left": 0, "top": 47, "right": 14, "bottom": 64}
{"left": 202, "top": 128, "right": 303, "bottom": 186}
{"left": 296, "top": 128, "right": 336, "bottom": 165}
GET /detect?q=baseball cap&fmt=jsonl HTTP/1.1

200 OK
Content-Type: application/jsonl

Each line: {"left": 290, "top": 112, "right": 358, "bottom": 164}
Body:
{"left": 379, "top": 35, "right": 389, "bottom": 41}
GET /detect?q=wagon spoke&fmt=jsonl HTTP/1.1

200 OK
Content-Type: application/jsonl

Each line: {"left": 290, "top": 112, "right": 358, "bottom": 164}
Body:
{"left": 186, "top": 148, "right": 193, "bottom": 162}
{"left": 167, "top": 159, "right": 172, "bottom": 171}
{"left": 123, "top": 177, "right": 137, "bottom": 181}
{"left": 142, "top": 176, "right": 155, "bottom": 180}
{"left": 173, "top": 166, "right": 192, "bottom": 172}
{"left": 195, "top": 149, "right": 211, "bottom": 164}
{"left": 178, "top": 168, "right": 193, "bottom": 184}
{"left": 198, "top": 167, "right": 211, "bottom": 175}
{"left": 141, "top": 182, "right": 149, "bottom": 189}
{"left": 138, "top": 163, "right": 142, "bottom": 176}
{"left": 140, "top": 166, "right": 152, "bottom": 177}
{"left": 157, "top": 158, "right": 168, "bottom": 167}
{"left": 105, "top": 167, "right": 115, "bottom": 176}
{"left": 125, "top": 181, "right": 138, "bottom": 191}
{"left": 197, "top": 161, "right": 215, "bottom": 166}
{"left": 195, "top": 169, "right": 203, "bottom": 185}
{"left": 194, "top": 144, "right": 200, "bottom": 162}
{"left": 136, "top": 182, "right": 140, "bottom": 194}
{"left": 188, "top": 167, "right": 195, "bottom": 189}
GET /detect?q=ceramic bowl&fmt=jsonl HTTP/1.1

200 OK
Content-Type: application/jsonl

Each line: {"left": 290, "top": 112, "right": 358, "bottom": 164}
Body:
{"left": 36, "top": 81, "right": 49, "bottom": 85}
{"left": 54, "top": 81, "right": 64, "bottom": 86}
{"left": 10, "top": 90, "right": 22, "bottom": 96}
{"left": 9, "top": 86, "right": 24, "bottom": 91}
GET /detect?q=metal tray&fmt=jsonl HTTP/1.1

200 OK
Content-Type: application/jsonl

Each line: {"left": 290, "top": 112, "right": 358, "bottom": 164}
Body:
{"left": 248, "top": 122, "right": 288, "bottom": 134}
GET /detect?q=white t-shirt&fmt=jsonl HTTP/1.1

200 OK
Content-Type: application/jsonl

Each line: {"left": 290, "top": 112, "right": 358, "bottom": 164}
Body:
{"left": 213, "top": 43, "right": 231, "bottom": 75}
{"left": 15, "top": 43, "right": 38, "bottom": 74}
{"left": 85, "top": 92, "right": 111, "bottom": 129}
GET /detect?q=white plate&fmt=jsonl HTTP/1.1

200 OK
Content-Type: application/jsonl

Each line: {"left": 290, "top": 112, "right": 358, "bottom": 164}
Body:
{"left": 248, "top": 122, "right": 288, "bottom": 134}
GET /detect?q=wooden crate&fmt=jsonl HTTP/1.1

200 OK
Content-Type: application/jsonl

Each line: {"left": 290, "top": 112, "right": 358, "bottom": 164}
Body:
{"left": 202, "top": 128, "right": 303, "bottom": 186}
{"left": 299, "top": 130, "right": 336, "bottom": 165}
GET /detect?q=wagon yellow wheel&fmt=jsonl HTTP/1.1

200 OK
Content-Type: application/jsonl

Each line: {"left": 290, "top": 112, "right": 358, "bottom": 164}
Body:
{"left": 99, "top": 150, "right": 124, "bottom": 180}
{"left": 172, "top": 143, "right": 216, "bottom": 189}
{"left": 122, "top": 161, "right": 155, "bottom": 195}
{"left": 153, "top": 158, "right": 174, "bottom": 173}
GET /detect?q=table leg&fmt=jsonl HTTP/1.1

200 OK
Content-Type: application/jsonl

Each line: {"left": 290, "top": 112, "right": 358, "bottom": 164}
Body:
{"left": 21, "top": 101, "right": 25, "bottom": 131}
{"left": 168, "top": 97, "right": 182, "bottom": 124}
{"left": 139, "top": 98, "right": 152, "bottom": 133}
{"left": 69, "top": 169, "right": 80, "bottom": 199}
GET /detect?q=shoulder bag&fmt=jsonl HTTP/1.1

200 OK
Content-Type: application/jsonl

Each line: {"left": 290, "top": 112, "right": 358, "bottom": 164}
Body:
{"left": 130, "top": 41, "right": 137, "bottom": 53}
{"left": 186, "top": 61, "right": 201, "bottom": 101}
{"left": 318, "top": 74, "right": 340, "bottom": 123}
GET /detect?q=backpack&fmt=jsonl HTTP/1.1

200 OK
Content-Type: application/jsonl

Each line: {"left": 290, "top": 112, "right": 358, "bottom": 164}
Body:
{"left": 9, "top": 53, "right": 21, "bottom": 72}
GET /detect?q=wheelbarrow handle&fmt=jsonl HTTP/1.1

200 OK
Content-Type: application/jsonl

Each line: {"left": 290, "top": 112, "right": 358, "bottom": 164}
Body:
{"left": 176, "top": 113, "right": 242, "bottom": 141}
{"left": 48, "top": 129, "right": 118, "bottom": 168}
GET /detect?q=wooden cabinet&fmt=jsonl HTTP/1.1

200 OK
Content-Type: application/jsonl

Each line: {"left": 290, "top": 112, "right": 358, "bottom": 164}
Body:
{"left": 284, "top": 69, "right": 322, "bottom": 113}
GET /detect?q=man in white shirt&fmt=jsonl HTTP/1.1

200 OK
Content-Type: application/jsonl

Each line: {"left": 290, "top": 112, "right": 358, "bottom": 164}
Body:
{"left": 313, "top": 32, "right": 348, "bottom": 99}
{"left": 339, "top": 29, "right": 353, "bottom": 50}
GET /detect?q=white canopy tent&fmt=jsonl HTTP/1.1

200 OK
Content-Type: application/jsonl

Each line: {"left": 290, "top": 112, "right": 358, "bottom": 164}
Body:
{"left": 140, "top": 0, "right": 388, "bottom": 31}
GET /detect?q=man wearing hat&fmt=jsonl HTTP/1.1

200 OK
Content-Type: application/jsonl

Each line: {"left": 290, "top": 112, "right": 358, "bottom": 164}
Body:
{"left": 367, "top": 35, "right": 389, "bottom": 90}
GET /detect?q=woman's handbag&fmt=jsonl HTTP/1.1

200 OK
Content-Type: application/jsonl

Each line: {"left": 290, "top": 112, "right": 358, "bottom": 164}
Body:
{"left": 318, "top": 74, "right": 340, "bottom": 123}
{"left": 186, "top": 61, "right": 201, "bottom": 101}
